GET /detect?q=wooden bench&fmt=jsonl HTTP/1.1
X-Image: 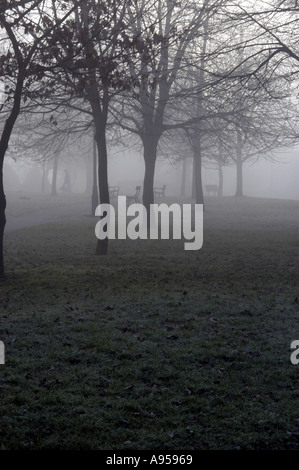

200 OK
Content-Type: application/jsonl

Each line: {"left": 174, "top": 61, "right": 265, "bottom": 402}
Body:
{"left": 127, "top": 185, "right": 141, "bottom": 205}
{"left": 205, "top": 184, "right": 218, "bottom": 196}
{"left": 154, "top": 184, "right": 166, "bottom": 198}
{"left": 109, "top": 185, "right": 119, "bottom": 198}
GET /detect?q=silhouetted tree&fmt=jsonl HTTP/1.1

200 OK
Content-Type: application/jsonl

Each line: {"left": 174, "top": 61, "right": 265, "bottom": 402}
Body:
{"left": 0, "top": 0, "right": 79, "bottom": 277}
{"left": 117, "top": 0, "right": 228, "bottom": 212}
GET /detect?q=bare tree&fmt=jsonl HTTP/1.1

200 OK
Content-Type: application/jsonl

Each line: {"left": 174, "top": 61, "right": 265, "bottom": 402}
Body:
{"left": 38, "top": 0, "right": 156, "bottom": 254}
{"left": 115, "top": 0, "right": 228, "bottom": 213}
{"left": 224, "top": 1, "right": 299, "bottom": 83}
{"left": 168, "top": 4, "right": 299, "bottom": 200}
{"left": 0, "top": 0, "right": 81, "bottom": 277}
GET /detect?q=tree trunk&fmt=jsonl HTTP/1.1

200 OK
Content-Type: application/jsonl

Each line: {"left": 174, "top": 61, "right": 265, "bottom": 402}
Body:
{"left": 180, "top": 156, "right": 187, "bottom": 197}
{"left": 0, "top": 75, "right": 24, "bottom": 278}
{"left": 142, "top": 136, "right": 158, "bottom": 212}
{"left": 235, "top": 131, "right": 243, "bottom": 197}
{"left": 218, "top": 162, "right": 223, "bottom": 197}
{"left": 95, "top": 122, "right": 109, "bottom": 255}
{"left": 91, "top": 133, "right": 99, "bottom": 215}
{"left": 193, "top": 153, "right": 204, "bottom": 205}
{"left": 52, "top": 153, "right": 59, "bottom": 196}
{"left": 41, "top": 162, "right": 49, "bottom": 193}
{"left": 41, "top": 163, "right": 46, "bottom": 193}
{"left": 84, "top": 148, "right": 93, "bottom": 195}
{"left": 0, "top": 167, "right": 6, "bottom": 279}
{"left": 191, "top": 162, "right": 196, "bottom": 200}
{"left": 192, "top": 134, "right": 204, "bottom": 206}
{"left": 235, "top": 156, "right": 243, "bottom": 197}
{"left": 191, "top": 16, "right": 208, "bottom": 208}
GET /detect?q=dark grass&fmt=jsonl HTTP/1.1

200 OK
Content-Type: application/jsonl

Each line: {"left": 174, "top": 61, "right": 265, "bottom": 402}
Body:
{"left": 0, "top": 197, "right": 298, "bottom": 450}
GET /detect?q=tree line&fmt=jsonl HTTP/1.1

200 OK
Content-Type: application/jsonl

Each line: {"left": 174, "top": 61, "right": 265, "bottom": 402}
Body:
{"left": 0, "top": 0, "right": 298, "bottom": 276}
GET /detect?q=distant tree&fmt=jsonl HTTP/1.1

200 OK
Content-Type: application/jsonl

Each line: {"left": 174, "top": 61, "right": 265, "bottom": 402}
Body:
{"left": 12, "top": 103, "right": 93, "bottom": 196}
{"left": 116, "top": 0, "right": 229, "bottom": 212}
{"left": 38, "top": 0, "right": 155, "bottom": 254}
{"left": 175, "top": 0, "right": 299, "bottom": 200}
{"left": 170, "top": 5, "right": 299, "bottom": 200}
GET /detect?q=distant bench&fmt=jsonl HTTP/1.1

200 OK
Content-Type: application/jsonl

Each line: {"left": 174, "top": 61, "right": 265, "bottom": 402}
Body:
{"left": 205, "top": 184, "right": 218, "bottom": 197}
{"left": 109, "top": 185, "right": 119, "bottom": 198}
{"left": 127, "top": 185, "right": 141, "bottom": 205}
{"left": 154, "top": 184, "right": 166, "bottom": 198}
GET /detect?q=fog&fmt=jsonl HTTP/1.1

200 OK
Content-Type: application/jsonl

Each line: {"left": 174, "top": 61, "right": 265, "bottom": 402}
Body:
{"left": 4, "top": 144, "right": 299, "bottom": 202}
{"left": 1, "top": 0, "right": 299, "bottom": 453}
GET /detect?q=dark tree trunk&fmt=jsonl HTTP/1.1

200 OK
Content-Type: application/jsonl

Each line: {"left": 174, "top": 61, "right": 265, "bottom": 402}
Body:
{"left": 192, "top": 162, "right": 196, "bottom": 200}
{"left": 235, "top": 156, "right": 243, "bottom": 197}
{"left": 85, "top": 80, "right": 110, "bottom": 255}
{"left": 52, "top": 153, "right": 59, "bottom": 196}
{"left": 41, "top": 162, "right": 48, "bottom": 193}
{"left": 180, "top": 156, "right": 187, "bottom": 197}
{"left": 0, "top": 74, "right": 24, "bottom": 278}
{"left": 192, "top": 135, "right": 204, "bottom": 206}
{"left": 142, "top": 136, "right": 159, "bottom": 212}
{"left": 84, "top": 148, "right": 93, "bottom": 195}
{"left": 235, "top": 131, "right": 243, "bottom": 197}
{"left": 0, "top": 167, "right": 6, "bottom": 279}
{"left": 191, "top": 17, "right": 208, "bottom": 208}
{"left": 193, "top": 152, "right": 204, "bottom": 205}
{"left": 95, "top": 122, "right": 109, "bottom": 255}
{"left": 218, "top": 162, "right": 223, "bottom": 197}
{"left": 91, "top": 133, "right": 99, "bottom": 215}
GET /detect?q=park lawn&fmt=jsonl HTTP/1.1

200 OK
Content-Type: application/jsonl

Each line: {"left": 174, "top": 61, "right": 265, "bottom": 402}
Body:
{"left": 0, "top": 201, "right": 298, "bottom": 450}
{"left": 5, "top": 191, "right": 88, "bottom": 218}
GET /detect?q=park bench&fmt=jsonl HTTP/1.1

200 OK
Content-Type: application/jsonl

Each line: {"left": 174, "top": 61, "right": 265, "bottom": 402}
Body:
{"left": 127, "top": 185, "right": 141, "bottom": 205}
{"left": 205, "top": 184, "right": 218, "bottom": 196}
{"left": 109, "top": 185, "right": 119, "bottom": 198}
{"left": 154, "top": 184, "right": 166, "bottom": 198}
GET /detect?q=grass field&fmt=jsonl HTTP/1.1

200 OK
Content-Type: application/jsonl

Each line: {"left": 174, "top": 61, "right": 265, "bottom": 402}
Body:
{"left": 0, "top": 195, "right": 298, "bottom": 450}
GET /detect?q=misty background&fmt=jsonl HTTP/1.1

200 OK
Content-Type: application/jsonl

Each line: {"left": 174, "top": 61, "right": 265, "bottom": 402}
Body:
{"left": 4, "top": 144, "right": 299, "bottom": 200}
{"left": 0, "top": 0, "right": 298, "bottom": 452}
